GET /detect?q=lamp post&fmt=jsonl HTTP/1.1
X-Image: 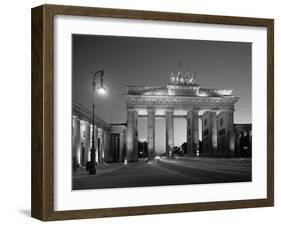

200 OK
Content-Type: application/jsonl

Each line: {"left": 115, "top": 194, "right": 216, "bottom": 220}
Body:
{"left": 139, "top": 138, "right": 146, "bottom": 159}
{"left": 89, "top": 69, "right": 106, "bottom": 175}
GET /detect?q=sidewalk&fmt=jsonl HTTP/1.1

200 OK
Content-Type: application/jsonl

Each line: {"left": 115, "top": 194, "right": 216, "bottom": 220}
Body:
{"left": 73, "top": 162, "right": 128, "bottom": 179}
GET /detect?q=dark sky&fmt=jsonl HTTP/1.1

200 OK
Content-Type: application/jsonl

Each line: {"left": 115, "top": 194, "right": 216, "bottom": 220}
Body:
{"left": 72, "top": 34, "right": 252, "bottom": 150}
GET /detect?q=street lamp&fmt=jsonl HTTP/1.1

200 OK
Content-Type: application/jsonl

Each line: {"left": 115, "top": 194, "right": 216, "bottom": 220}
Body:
{"left": 89, "top": 69, "right": 106, "bottom": 175}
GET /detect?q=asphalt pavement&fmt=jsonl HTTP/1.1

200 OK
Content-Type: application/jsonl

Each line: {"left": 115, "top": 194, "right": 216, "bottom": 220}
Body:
{"left": 72, "top": 157, "right": 252, "bottom": 190}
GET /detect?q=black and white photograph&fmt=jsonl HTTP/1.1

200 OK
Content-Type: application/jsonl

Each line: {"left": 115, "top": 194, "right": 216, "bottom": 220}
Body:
{"left": 71, "top": 34, "right": 252, "bottom": 190}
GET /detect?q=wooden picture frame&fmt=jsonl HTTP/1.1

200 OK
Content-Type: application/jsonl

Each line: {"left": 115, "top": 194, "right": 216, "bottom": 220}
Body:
{"left": 31, "top": 4, "right": 274, "bottom": 221}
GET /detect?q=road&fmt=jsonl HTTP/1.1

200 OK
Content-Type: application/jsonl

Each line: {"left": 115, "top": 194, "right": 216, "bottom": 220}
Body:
{"left": 72, "top": 157, "right": 252, "bottom": 190}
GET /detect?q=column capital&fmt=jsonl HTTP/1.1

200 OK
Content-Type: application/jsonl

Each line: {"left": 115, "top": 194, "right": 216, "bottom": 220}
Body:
{"left": 219, "top": 106, "right": 235, "bottom": 112}
{"left": 127, "top": 107, "right": 136, "bottom": 112}
{"left": 165, "top": 108, "right": 174, "bottom": 113}
{"left": 192, "top": 107, "right": 200, "bottom": 112}
{"left": 147, "top": 107, "right": 155, "bottom": 113}
{"left": 223, "top": 109, "right": 235, "bottom": 113}
{"left": 210, "top": 107, "right": 219, "bottom": 112}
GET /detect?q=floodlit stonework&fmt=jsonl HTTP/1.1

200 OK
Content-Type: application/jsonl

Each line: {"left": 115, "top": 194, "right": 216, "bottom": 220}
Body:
{"left": 72, "top": 101, "right": 126, "bottom": 167}
{"left": 124, "top": 73, "right": 239, "bottom": 161}
{"left": 72, "top": 73, "right": 252, "bottom": 168}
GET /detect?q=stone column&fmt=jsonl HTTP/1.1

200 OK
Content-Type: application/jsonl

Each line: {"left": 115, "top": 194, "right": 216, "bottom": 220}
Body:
{"left": 94, "top": 126, "right": 99, "bottom": 164}
{"left": 211, "top": 111, "right": 218, "bottom": 153}
{"left": 99, "top": 129, "right": 105, "bottom": 164}
{"left": 119, "top": 132, "right": 125, "bottom": 162}
{"left": 72, "top": 117, "right": 81, "bottom": 166}
{"left": 202, "top": 111, "right": 212, "bottom": 156}
{"left": 84, "top": 122, "right": 91, "bottom": 162}
{"left": 192, "top": 109, "right": 199, "bottom": 155}
{"left": 217, "top": 111, "right": 229, "bottom": 156}
{"left": 126, "top": 109, "right": 138, "bottom": 162}
{"left": 104, "top": 130, "right": 111, "bottom": 163}
{"left": 186, "top": 111, "right": 193, "bottom": 156}
{"left": 228, "top": 110, "right": 235, "bottom": 157}
{"left": 165, "top": 110, "right": 174, "bottom": 157}
{"left": 147, "top": 108, "right": 155, "bottom": 160}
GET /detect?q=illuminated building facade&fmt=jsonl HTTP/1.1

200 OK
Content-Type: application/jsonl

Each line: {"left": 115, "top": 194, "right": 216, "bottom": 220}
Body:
{"left": 124, "top": 71, "right": 240, "bottom": 161}
{"left": 72, "top": 71, "right": 251, "bottom": 167}
{"left": 72, "top": 102, "right": 126, "bottom": 167}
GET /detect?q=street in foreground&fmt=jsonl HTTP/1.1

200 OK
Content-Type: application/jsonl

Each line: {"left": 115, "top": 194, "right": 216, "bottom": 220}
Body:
{"left": 72, "top": 157, "right": 251, "bottom": 190}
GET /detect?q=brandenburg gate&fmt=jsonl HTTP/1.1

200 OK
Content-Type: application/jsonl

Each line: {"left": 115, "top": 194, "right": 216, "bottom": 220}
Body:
{"left": 124, "top": 71, "right": 239, "bottom": 162}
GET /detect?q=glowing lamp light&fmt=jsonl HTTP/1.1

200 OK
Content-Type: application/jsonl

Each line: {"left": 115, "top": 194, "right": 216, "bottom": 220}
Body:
{"left": 97, "top": 86, "right": 106, "bottom": 95}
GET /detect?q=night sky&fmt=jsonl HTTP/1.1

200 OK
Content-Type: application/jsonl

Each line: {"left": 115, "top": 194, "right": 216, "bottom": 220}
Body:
{"left": 72, "top": 34, "right": 252, "bottom": 151}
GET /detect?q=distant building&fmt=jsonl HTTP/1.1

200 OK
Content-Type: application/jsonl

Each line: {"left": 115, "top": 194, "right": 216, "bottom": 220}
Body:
{"left": 234, "top": 123, "right": 252, "bottom": 157}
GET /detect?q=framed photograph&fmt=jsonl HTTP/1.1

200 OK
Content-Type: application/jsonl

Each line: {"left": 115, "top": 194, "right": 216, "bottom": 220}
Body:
{"left": 31, "top": 4, "right": 274, "bottom": 221}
